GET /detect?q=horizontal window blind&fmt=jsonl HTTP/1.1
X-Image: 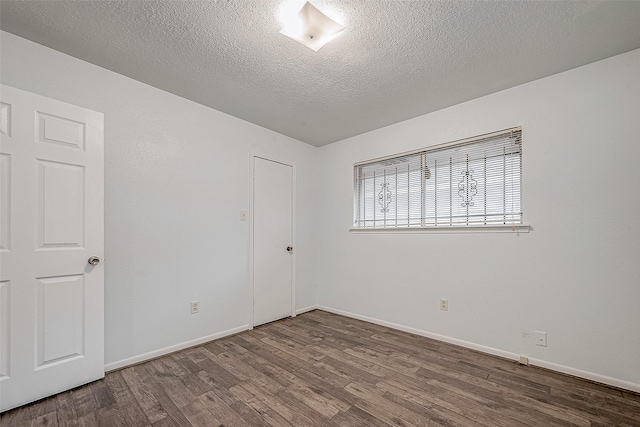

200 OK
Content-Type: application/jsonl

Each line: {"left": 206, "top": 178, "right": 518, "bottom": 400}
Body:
{"left": 353, "top": 128, "right": 522, "bottom": 228}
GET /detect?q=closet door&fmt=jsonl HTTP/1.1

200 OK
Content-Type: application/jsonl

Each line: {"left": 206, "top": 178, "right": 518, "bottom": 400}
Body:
{"left": 253, "top": 157, "right": 293, "bottom": 326}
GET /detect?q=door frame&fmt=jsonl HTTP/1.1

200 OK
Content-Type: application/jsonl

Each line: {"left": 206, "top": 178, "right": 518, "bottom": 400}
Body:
{"left": 248, "top": 153, "right": 296, "bottom": 329}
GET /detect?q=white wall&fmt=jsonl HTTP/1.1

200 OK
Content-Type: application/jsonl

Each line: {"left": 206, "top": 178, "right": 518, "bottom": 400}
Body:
{"left": 316, "top": 48, "right": 640, "bottom": 391}
{"left": 0, "top": 31, "right": 319, "bottom": 368}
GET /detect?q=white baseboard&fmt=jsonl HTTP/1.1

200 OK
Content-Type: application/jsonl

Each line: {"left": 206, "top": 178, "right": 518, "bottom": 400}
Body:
{"left": 316, "top": 305, "right": 640, "bottom": 394}
{"left": 527, "top": 357, "right": 640, "bottom": 393}
{"left": 295, "top": 305, "right": 318, "bottom": 316}
{"left": 316, "top": 305, "right": 520, "bottom": 360}
{"left": 104, "top": 324, "right": 250, "bottom": 372}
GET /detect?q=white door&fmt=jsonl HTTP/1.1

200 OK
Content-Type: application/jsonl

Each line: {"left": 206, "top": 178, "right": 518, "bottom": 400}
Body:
{"left": 0, "top": 85, "right": 104, "bottom": 412}
{"left": 253, "top": 157, "right": 293, "bottom": 326}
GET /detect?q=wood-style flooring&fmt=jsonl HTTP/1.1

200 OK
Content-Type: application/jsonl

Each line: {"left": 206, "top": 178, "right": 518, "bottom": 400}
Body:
{"left": 1, "top": 310, "right": 639, "bottom": 426}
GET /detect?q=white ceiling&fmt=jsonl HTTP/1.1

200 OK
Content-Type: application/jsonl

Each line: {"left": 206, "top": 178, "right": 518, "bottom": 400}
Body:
{"left": 1, "top": 1, "right": 640, "bottom": 146}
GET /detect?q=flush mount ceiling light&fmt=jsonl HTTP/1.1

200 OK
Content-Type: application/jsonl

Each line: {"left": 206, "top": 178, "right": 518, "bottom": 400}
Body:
{"left": 279, "top": 1, "right": 346, "bottom": 51}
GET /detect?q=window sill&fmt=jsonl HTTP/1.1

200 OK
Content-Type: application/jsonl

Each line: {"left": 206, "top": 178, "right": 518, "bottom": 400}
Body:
{"left": 349, "top": 224, "right": 531, "bottom": 234}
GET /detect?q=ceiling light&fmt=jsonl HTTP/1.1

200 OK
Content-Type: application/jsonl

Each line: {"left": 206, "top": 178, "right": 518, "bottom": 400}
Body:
{"left": 279, "top": 1, "right": 346, "bottom": 52}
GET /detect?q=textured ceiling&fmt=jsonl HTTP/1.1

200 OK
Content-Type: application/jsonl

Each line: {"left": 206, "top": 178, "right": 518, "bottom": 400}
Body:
{"left": 1, "top": 1, "right": 640, "bottom": 146}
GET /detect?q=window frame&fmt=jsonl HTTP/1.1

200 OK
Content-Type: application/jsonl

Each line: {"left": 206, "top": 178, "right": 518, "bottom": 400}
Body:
{"left": 351, "top": 127, "right": 530, "bottom": 233}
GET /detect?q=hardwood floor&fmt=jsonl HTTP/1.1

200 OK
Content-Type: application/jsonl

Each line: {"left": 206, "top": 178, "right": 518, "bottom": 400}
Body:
{"left": 1, "top": 310, "right": 639, "bottom": 426}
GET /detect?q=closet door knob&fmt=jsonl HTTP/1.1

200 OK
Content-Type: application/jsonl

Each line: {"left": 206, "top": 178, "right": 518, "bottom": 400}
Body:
{"left": 88, "top": 256, "right": 100, "bottom": 265}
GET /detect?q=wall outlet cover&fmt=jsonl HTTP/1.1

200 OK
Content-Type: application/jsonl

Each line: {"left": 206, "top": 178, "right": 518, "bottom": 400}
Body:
{"left": 190, "top": 301, "right": 199, "bottom": 314}
{"left": 535, "top": 331, "right": 547, "bottom": 347}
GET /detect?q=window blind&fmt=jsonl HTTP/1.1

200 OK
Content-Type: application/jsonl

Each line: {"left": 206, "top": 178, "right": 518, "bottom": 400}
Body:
{"left": 353, "top": 128, "right": 522, "bottom": 228}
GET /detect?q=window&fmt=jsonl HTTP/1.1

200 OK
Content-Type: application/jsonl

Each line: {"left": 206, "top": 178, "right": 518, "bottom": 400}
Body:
{"left": 353, "top": 128, "right": 522, "bottom": 229}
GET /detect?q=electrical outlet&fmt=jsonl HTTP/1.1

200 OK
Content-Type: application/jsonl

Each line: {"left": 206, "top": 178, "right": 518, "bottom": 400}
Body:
{"left": 440, "top": 298, "right": 448, "bottom": 311}
{"left": 535, "top": 331, "right": 547, "bottom": 347}
{"left": 190, "top": 301, "right": 199, "bottom": 314}
{"left": 240, "top": 211, "right": 247, "bottom": 221}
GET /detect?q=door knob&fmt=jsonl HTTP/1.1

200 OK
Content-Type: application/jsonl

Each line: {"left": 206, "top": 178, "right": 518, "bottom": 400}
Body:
{"left": 286, "top": 246, "right": 293, "bottom": 252}
{"left": 88, "top": 256, "right": 100, "bottom": 265}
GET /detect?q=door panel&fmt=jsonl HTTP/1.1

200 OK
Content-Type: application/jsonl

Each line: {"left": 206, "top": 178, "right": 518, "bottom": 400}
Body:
{"left": 37, "top": 160, "right": 85, "bottom": 249}
{"left": 253, "top": 157, "right": 293, "bottom": 326}
{"left": 0, "top": 84, "right": 104, "bottom": 412}
{"left": 37, "top": 275, "right": 85, "bottom": 366}
{"left": 37, "top": 112, "right": 86, "bottom": 150}
{"left": 0, "top": 281, "right": 8, "bottom": 379}
{"left": 0, "top": 154, "right": 9, "bottom": 252}
{"left": 0, "top": 103, "right": 10, "bottom": 137}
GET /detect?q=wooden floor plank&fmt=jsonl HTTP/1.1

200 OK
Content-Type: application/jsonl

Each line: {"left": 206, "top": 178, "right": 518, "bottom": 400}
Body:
{"left": 227, "top": 383, "right": 294, "bottom": 427}
{"left": 2, "top": 310, "right": 639, "bottom": 427}
{"left": 120, "top": 366, "right": 169, "bottom": 424}
{"left": 196, "top": 390, "right": 247, "bottom": 427}
{"left": 54, "top": 391, "right": 78, "bottom": 427}
{"left": 69, "top": 384, "right": 99, "bottom": 419}
{"left": 331, "top": 406, "right": 394, "bottom": 427}
{"left": 179, "top": 399, "right": 221, "bottom": 427}
{"left": 346, "top": 380, "right": 440, "bottom": 426}
{"left": 103, "top": 372, "right": 151, "bottom": 426}
{"left": 29, "top": 411, "right": 58, "bottom": 427}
